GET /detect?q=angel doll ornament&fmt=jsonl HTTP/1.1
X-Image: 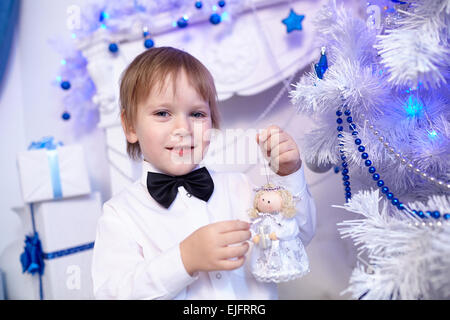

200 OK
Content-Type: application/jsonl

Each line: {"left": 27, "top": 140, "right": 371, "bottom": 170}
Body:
{"left": 248, "top": 183, "right": 309, "bottom": 283}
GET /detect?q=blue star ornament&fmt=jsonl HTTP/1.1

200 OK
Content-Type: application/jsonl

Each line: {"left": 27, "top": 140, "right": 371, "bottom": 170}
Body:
{"left": 282, "top": 9, "right": 305, "bottom": 33}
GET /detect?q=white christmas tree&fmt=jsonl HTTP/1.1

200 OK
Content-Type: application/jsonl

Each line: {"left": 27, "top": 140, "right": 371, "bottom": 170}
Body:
{"left": 290, "top": 0, "right": 449, "bottom": 299}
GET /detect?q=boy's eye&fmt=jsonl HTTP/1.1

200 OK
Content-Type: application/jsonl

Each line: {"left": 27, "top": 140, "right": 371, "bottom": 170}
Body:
{"left": 155, "top": 111, "right": 170, "bottom": 117}
{"left": 191, "top": 112, "right": 206, "bottom": 118}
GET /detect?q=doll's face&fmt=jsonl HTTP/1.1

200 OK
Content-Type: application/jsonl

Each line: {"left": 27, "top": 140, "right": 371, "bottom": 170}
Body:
{"left": 256, "top": 191, "right": 282, "bottom": 213}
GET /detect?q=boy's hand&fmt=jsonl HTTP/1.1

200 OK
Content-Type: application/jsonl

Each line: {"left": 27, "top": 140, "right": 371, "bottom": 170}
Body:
{"left": 269, "top": 232, "right": 277, "bottom": 241}
{"left": 180, "top": 220, "right": 251, "bottom": 276}
{"left": 256, "top": 125, "right": 302, "bottom": 176}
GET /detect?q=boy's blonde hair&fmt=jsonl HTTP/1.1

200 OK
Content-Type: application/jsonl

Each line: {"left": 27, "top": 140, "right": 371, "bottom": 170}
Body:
{"left": 119, "top": 46, "right": 221, "bottom": 160}
{"left": 248, "top": 184, "right": 297, "bottom": 219}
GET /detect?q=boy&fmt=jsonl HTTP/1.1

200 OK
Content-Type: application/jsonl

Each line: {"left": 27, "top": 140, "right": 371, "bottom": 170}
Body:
{"left": 91, "top": 47, "right": 316, "bottom": 299}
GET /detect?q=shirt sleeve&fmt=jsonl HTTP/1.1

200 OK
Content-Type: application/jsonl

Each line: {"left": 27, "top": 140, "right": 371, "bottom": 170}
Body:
{"left": 91, "top": 202, "right": 199, "bottom": 300}
{"left": 233, "top": 164, "right": 316, "bottom": 246}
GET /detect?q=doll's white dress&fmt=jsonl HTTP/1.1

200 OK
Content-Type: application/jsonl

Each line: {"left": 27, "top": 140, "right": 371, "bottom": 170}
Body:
{"left": 250, "top": 212, "right": 309, "bottom": 283}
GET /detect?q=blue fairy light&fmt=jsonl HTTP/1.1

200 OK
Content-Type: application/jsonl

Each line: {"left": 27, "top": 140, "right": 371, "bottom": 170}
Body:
{"left": 404, "top": 94, "right": 423, "bottom": 117}
{"left": 99, "top": 11, "right": 109, "bottom": 22}
{"left": 60, "top": 59, "right": 66, "bottom": 65}
{"left": 427, "top": 129, "right": 438, "bottom": 139}
{"left": 221, "top": 12, "right": 229, "bottom": 21}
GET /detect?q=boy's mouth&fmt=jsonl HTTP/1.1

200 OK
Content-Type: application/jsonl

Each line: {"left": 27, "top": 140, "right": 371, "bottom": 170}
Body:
{"left": 166, "top": 146, "right": 195, "bottom": 157}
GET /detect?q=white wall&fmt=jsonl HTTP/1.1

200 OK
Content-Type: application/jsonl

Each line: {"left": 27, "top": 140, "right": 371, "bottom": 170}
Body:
{"left": 0, "top": 0, "right": 362, "bottom": 299}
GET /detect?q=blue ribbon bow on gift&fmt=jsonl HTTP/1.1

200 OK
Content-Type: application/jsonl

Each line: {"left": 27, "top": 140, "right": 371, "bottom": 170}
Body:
{"left": 20, "top": 232, "right": 44, "bottom": 276}
{"left": 27, "top": 136, "right": 63, "bottom": 151}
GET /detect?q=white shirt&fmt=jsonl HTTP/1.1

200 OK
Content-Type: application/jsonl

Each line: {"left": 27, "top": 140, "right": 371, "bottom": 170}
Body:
{"left": 91, "top": 161, "right": 316, "bottom": 300}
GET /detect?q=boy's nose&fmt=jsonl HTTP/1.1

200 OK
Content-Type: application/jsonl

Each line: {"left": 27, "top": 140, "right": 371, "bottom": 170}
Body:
{"left": 172, "top": 115, "right": 192, "bottom": 136}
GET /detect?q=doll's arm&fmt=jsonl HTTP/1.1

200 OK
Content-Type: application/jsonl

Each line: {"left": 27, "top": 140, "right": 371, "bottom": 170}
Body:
{"left": 272, "top": 165, "right": 317, "bottom": 245}
{"left": 92, "top": 203, "right": 197, "bottom": 300}
{"left": 274, "top": 218, "right": 299, "bottom": 241}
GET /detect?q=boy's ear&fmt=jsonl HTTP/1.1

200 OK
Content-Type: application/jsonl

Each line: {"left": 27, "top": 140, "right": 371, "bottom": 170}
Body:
{"left": 121, "top": 112, "right": 138, "bottom": 144}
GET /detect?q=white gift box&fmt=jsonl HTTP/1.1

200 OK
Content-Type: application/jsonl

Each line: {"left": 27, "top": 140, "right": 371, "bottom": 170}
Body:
{"left": 24, "top": 192, "right": 102, "bottom": 300}
{"left": 17, "top": 145, "right": 91, "bottom": 203}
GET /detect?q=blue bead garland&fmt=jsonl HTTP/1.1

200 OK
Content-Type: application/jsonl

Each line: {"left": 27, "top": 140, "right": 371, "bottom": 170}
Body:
{"left": 334, "top": 106, "right": 446, "bottom": 220}
{"left": 336, "top": 110, "right": 351, "bottom": 201}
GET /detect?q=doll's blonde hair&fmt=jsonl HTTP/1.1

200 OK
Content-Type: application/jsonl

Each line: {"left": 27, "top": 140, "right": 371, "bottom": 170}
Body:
{"left": 248, "top": 183, "right": 296, "bottom": 219}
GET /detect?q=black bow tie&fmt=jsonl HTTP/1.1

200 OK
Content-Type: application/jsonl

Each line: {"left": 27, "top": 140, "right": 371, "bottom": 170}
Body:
{"left": 146, "top": 167, "right": 214, "bottom": 209}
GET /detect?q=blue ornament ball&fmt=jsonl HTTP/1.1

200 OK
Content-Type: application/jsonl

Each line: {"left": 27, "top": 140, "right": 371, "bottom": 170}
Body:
{"left": 62, "top": 112, "right": 71, "bottom": 121}
{"left": 109, "top": 43, "right": 118, "bottom": 53}
{"left": 218, "top": 0, "right": 226, "bottom": 7}
{"left": 195, "top": 1, "right": 203, "bottom": 9}
{"left": 210, "top": 13, "right": 221, "bottom": 25}
{"left": 177, "top": 17, "right": 188, "bottom": 28}
{"left": 144, "top": 39, "right": 154, "bottom": 49}
{"left": 60, "top": 81, "right": 71, "bottom": 90}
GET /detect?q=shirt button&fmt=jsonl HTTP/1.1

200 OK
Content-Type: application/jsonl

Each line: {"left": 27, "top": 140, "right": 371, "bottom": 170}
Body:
{"left": 216, "top": 273, "right": 222, "bottom": 279}
{"left": 186, "top": 192, "right": 192, "bottom": 198}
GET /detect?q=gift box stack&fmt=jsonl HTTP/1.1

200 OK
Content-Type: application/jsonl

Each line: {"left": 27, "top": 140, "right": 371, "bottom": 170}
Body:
{"left": 14, "top": 137, "right": 102, "bottom": 300}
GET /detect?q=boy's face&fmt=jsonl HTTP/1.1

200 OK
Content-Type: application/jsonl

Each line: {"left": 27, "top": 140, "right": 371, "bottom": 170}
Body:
{"left": 123, "top": 69, "right": 213, "bottom": 176}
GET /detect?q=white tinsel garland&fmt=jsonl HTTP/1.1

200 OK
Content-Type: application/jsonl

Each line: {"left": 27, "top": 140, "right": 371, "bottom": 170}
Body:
{"left": 335, "top": 189, "right": 450, "bottom": 299}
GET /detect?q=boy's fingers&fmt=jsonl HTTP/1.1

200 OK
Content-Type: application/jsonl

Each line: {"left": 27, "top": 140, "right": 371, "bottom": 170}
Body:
{"left": 257, "top": 126, "right": 282, "bottom": 145}
{"left": 219, "top": 242, "right": 249, "bottom": 260}
{"left": 220, "top": 256, "right": 246, "bottom": 270}
{"left": 270, "top": 140, "right": 296, "bottom": 160}
{"left": 220, "top": 230, "right": 251, "bottom": 246}
{"left": 262, "top": 132, "right": 289, "bottom": 158}
{"left": 216, "top": 220, "right": 250, "bottom": 233}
